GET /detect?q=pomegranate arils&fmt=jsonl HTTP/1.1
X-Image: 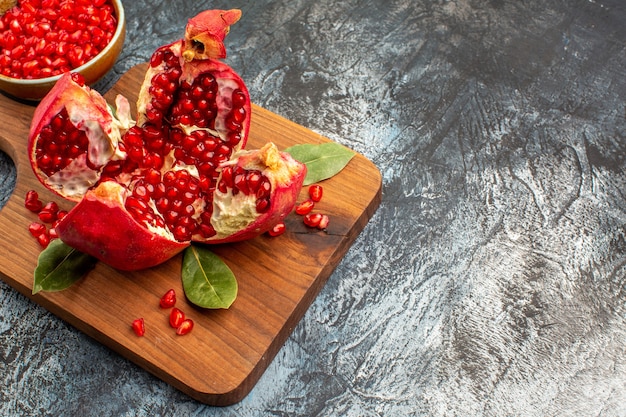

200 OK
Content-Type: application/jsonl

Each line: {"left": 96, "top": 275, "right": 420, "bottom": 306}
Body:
{"left": 35, "top": 108, "right": 91, "bottom": 177}
{"left": 38, "top": 201, "right": 59, "bottom": 223}
{"left": 170, "top": 74, "right": 220, "bottom": 129}
{"left": 28, "top": 222, "right": 47, "bottom": 237}
{"left": 295, "top": 199, "right": 315, "bottom": 215}
{"left": 131, "top": 318, "right": 145, "bottom": 337}
{"left": 24, "top": 190, "right": 64, "bottom": 248}
{"left": 309, "top": 184, "right": 323, "bottom": 202}
{"left": 169, "top": 307, "right": 185, "bottom": 328}
{"left": 176, "top": 319, "right": 194, "bottom": 336}
{"left": 268, "top": 222, "right": 286, "bottom": 237}
{"left": 25, "top": 189, "right": 43, "bottom": 212}
{"left": 318, "top": 214, "right": 330, "bottom": 230}
{"left": 36, "top": 232, "right": 51, "bottom": 248}
{"left": 295, "top": 184, "right": 331, "bottom": 231}
{"left": 159, "top": 289, "right": 177, "bottom": 308}
{"left": 303, "top": 212, "right": 323, "bottom": 228}
{"left": 0, "top": 0, "right": 118, "bottom": 79}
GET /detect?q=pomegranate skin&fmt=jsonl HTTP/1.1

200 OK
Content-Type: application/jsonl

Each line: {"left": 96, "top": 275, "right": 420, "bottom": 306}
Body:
{"left": 55, "top": 181, "right": 189, "bottom": 271}
{"left": 183, "top": 9, "right": 242, "bottom": 60}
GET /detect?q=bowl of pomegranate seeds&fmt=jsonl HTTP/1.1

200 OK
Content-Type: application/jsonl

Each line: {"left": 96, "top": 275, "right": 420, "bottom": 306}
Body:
{"left": 0, "top": 0, "right": 125, "bottom": 101}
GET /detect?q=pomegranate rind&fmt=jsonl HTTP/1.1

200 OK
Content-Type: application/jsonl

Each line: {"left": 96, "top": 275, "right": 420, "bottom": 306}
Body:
{"left": 183, "top": 9, "right": 242, "bottom": 61}
{"left": 28, "top": 72, "right": 132, "bottom": 201}
{"left": 55, "top": 181, "right": 189, "bottom": 271}
{"left": 204, "top": 143, "right": 307, "bottom": 244}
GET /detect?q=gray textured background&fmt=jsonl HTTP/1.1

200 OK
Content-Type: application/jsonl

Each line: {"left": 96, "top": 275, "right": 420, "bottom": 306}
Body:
{"left": 1, "top": 0, "right": 625, "bottom": 415}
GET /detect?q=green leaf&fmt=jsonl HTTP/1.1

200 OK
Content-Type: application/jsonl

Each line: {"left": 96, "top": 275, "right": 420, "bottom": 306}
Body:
{"left": 182, "top": 245, "right": 238, "bottom": 309}
{"left": 285, "top": 142, "right": 356, "bottom": 185}
{"left": 33, "top": 240, "right": 98, "bottom": 294}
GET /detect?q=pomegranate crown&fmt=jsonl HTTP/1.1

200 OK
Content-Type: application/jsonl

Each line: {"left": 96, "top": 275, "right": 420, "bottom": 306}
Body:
{"left": 182, "top": 9, "right": 242, "bottom": 61}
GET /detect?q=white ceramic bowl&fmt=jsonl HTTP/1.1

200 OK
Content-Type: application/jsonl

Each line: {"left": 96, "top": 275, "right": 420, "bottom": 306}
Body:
{"left": 0, "top": 0, "right": 126, "bottom": 101}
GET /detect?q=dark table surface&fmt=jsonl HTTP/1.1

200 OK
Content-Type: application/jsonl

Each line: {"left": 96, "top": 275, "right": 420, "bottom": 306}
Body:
{"left": 1, "top": 0, "right": 625, "bottom": 415}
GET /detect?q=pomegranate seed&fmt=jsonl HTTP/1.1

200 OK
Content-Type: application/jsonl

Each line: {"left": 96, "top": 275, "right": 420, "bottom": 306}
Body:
{"left": 256, "top": 180, "right": 271, "bottom": 199}
{"left": 318, "top": 214, "right": 330, "bottom": 230}
{"left": 309, "top": 185, "right": 323, "bottom": 202}
{"left": 131, "top": 318, "right": 145, "bottom": 337}
{"left": 303, "top": 213, "right": 323, "bottom": 228}
{"left": 25, "top": 190, "right": 43, "bottom": 212}
{"left": 36, "top": 232, "right": 50, "bottom": 248}
{"left": 256, "top": 198, "right": 270, "bottom": 213}
{"left": 38, "top": 201, "right": 59, "bottom": 223}
{"left": 268, "top": 222, "right": 286, "bottom": 237}
{"left": 295, "top": 200, "right": 315, "bottom": 215}
{"left": 57, "top": 210, "right": 68, "bottom": 221}
{"left": 28, "top": 222, "right": 47, "bottom": 237}
{"left": 26, "top": 199, "right": 43, "bottom": 212}
{"left": 176, "top": 319, "right": 194, "bottom": 336}
{"left": 159, "top": 289, "right": 177, "bottom": 308}
{"left": 231, "top": 89, "right": 247, "bottom": 108}
{"left": 169, "top": 307, "right": 185, "bottom": 328}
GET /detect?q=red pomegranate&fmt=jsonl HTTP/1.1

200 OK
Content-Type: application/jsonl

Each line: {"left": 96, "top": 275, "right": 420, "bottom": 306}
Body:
{"left": 28, "top": 9, "right": 306, "bottom": 270}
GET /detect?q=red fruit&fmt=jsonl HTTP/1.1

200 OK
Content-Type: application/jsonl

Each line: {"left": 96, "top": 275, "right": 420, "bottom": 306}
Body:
{"left": 132, "top": 318, "right": 145, "bottom": 337}
{"left": 309, "top": 184, "right": 323, "bottom": 202}
{"left": 295, "top": 199, "right": 315, "bottom": 215}
{"left": 25, "top": 198, "right": 43, "bottom": 212}
{"left": 206, "top": 142, "right": 306, "bottom": 243}
{"left": 38, "top": 201, "right": 59, "bottom": 223}
{"left": 54, "top": 181, "right": 188, "bottom": 271}
{"left": 36, "top": 232, "right": 51, "bottom": 248}
{"left": 303, "top": 212, "right": 323, "bottom": 228}
{"left": 268, "top": 222, "right": 286, "bottom": 237}
{"left": 28, "top": 71, "right": 133, "bottom": 201}
{"left": 28, "top": 222, "right": 47, "bottom": 237}
{"left": 176, "top": 319, "right": 194, "bottom": 336}
{"left": 57, "top": 210, "right": 68, "bottom": 221}
{"left": 24, "top": 190, "right": 43, "bottom": 212}
{"left": 29, "top": 10, "right": 306, "bottom": 270}
{"left": 169, "top": 307, "right": 185, "bottom": 328}
{"left": 159, "top": 289, "right": 177, "bottom": 308}
{"left": 318, "top": 214, "right": 330, "bottom": 230}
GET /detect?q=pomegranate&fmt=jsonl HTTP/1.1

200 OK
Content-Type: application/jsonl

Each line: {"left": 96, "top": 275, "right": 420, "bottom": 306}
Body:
{"left": 28, "top": 9, "right": 306, "bottom": 270}
{"left": 28, "top": 71, "right": 132, "bottom": 201}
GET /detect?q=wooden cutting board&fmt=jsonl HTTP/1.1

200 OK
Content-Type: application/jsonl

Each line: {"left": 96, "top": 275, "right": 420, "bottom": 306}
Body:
{"left": 0, "top": 64, "right": 381, "bottom": 406}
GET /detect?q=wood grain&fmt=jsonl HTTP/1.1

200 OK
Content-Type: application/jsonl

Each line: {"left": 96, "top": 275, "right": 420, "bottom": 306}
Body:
{"left": 0, "top": 64, "right": 381, "bottom": 405}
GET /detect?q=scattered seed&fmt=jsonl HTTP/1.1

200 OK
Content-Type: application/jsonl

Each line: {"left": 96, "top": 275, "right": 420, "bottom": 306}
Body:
{"left": 131, "top": 318, "right": 145, "bottom": 337}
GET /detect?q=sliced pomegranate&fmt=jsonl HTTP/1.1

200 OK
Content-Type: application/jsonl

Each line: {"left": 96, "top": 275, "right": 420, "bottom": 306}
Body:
{"left": 206, "top": 142, "right": 306, "bottom": 243}
{"left": 54, "top": 181, "right": 189, "bottom": 271}
{"left": 28, "top": 72, "right": 132, "bottom": 201}
{"left": 30, "top": 9, "right": 307, "bottom": 270}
